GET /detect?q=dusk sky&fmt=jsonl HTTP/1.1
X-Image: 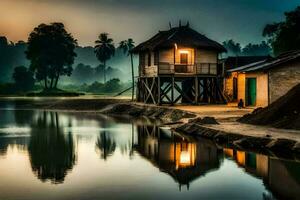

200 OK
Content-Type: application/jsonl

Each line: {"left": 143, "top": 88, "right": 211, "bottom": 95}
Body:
{"left": 1, "top": 0, "right": 300, "bottom": 46}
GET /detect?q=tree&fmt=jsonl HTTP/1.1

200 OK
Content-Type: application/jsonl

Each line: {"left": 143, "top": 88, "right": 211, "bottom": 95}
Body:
{"left": 29, "top": 111, "right": 76, "bottom": 184}
{"left": 26, "top": 22, "right": 77, "bottom": 90}
{"left": 0, "top": 37, "right": 14, "bottom": 83}
{"left": 95, "top": 131, "right": 116, "bottom": 160}
{"left": 94, "top": 33, "right": 115, "bottom": 83}
{"left": 263, "top": 6, "right": 300, "bottom": 55}
{"left": 118, "top": 38, "right": 135, "bottom": 100}
{"left": 242, "top": 41, "right": 272, "bottom": 56}
{"left": 223, "top": 39, "right": 271, "bottom": 57}
{"left": 12, "top": 66, "right": 35, "bottom": 91}
{"left": 103, "top": 78, "right": 122, "bottom": 93}
{"left": 222, "top": 39, "right": 241, "bottom": 56}
{"left": 72, "top": 63, "right": 94, "bottom": 84}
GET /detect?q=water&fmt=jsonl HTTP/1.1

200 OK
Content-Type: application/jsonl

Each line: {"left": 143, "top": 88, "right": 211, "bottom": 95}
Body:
{"left": 0, "top": 109, "right": 299, "bottom": 200}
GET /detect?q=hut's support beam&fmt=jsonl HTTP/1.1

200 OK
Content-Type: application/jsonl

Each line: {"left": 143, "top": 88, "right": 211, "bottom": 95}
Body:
{"left": 195, "top": 76, "right": 199, "bottom": 104}
{"left": 157, "top": 77, "right": 161, "bottom": 105}
{"left": 171, "top": 76, "right": 175, "bottom": 105}
{"left": 142, "top": 77, "right": 157, "bottom": 104}
{"left": 138, "top": 76, "right": 226, "bottom": 105}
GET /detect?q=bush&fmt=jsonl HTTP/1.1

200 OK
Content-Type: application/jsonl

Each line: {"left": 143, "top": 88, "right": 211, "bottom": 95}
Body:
{"left": 12, "top": 66, "right": 35, "bottom": 92}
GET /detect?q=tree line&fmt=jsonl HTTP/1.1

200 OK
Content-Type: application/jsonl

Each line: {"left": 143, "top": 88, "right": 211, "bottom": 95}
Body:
{"left": 222, "top": 40, "right": 272, "bottom": 57}
{"left": 1, "top": 6, "right": 300, "bottom": 95}
{"left": 0, "top": 23, "right": 136, "bottom": 96}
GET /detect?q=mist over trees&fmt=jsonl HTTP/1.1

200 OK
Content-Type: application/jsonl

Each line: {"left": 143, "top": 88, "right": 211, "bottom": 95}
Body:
{"left": 0, "top": 37, "right": 29, "bottom": 83}
{"left": 222, "top": 40, "right": 272, "bottom": 57}
{"left": 0, "top": 37, "right": 135, "bottom": 86}
{"left": 12, "top": 66, "right": 35, "bottom": 92}
{"left": 2, "top": 5, "right": 299, "bottom": 94}
{"left": 65, "top": 63, "right": 124, "bottom": 84}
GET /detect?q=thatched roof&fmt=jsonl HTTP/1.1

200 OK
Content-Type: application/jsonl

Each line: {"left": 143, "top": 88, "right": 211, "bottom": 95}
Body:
{"left": 131, "top": 25, "right": 226, "bottom": 53}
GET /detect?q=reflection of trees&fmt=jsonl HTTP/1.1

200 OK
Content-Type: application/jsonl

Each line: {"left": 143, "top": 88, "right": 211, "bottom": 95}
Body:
{"left": 0, "top": 139, "right": 9, "bottom": 156}
{"left": 28, "top": 111, "right": 76, "bottom": 184}
{"left": 95, "top": 131, "right": 116, "bottom": 160}
{"left": 14, "top": 109, "right": 35, "bottom": 126}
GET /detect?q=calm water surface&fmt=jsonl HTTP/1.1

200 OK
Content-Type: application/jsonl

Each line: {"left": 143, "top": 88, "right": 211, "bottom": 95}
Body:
{"left": 0, "top": 108, "right": 299, "bottom": 200}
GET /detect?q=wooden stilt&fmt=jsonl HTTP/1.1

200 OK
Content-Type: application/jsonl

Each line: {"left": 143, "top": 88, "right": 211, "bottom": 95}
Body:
{"left": 138, "top": 74, "right": 226, "bottom": 105}
{"left": 195, "top": 76, "right": 199, "bottom": 104}
{"left": 157, "top": 77, "right": 161, "bottom": 105}
{"left": 171, "top": 76, "right": 174, "bottom": 106}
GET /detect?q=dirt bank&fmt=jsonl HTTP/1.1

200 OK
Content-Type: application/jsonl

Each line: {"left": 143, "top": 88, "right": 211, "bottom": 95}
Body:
{"left": 1, "top": 97, "right": 299, "bottom": 157}
{"left": 101, "top": 103, "right": 300, "bottom": 157}
{"left": 100, "top": 103, "right": 196, "bottom": 123}
{"left": 175, "top": 122, "right": 300, "bottom": 159}
{"left": 0, "top": 97, "right": 129, "bottom": 111}
{"left": 239, "top": 84, "right": 300, "bottom": 130}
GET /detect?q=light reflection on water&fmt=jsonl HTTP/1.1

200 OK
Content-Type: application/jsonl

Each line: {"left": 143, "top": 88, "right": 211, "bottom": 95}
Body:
{"left": 0, "top": 110, "right": 299, "bottom": 200}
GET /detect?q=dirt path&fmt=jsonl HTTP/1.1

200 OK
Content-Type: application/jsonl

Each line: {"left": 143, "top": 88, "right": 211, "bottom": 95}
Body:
{"left": 203, "top": 122, "right": 300, "bottom": 142}
{"left": 172, "top": 104, "right": 300, "bottom": 142}
{"left": 174, "top": 104, "right": 253, "bottom": 121}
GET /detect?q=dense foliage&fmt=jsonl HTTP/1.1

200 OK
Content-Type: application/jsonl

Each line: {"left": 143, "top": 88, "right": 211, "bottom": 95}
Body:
{"left": 62, "top": 78, "right": 130, "bottom": 94}
{"left": 263, "top": 6, "right": 300, "bottom": 55}
{"left": 26, "top": 23, "right": 77, "bottom": 89}
{"left": 222, "top": 40, "right": 272, "bottom": 57}
{"left": 0, "top": 37, "right": 29, "bottom": 83}
{"left": 12, "top": 66, "right": 35, "bottom": 91}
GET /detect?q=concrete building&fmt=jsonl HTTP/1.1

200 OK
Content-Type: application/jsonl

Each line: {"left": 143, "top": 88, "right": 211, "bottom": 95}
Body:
{"left": 225, "top": 51, "right": 300, "bottom": 107}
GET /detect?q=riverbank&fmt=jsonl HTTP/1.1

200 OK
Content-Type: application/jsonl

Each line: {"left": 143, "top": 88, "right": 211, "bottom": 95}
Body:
{"left": 101, "top": 102, "right": 300, "bottom": 159}
{"left": 0, "top": 97, "right": 299, "bottom": 158}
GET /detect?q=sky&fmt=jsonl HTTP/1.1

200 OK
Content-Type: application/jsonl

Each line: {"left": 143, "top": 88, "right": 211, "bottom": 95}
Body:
{"left": 0, "top": 0, "right": 300, "bottom": 46}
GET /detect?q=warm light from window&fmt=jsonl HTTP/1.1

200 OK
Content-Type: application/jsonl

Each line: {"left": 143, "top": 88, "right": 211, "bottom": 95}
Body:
{"left": 180, "top": 151, "right": 190, "bottom": 164}
{"left": 179, "top": 50, "right": 189, "bottom": 54}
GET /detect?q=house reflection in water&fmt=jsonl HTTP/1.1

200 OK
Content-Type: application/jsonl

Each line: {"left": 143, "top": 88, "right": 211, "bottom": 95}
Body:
{"left": 223, "top": 148, "right": 300, "bottom": 199}
{"left": 135, "top": 125, "right": 222, "bottom": 190}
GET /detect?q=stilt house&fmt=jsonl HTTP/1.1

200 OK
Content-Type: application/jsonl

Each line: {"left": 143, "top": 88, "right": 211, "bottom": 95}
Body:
{"left": 131, "top": 24, "right": 227, "bottom": 105}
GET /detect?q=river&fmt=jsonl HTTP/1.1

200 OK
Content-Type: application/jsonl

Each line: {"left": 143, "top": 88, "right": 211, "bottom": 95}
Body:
{"left": 0, "top": 109, "right": 299, "bottom": 200}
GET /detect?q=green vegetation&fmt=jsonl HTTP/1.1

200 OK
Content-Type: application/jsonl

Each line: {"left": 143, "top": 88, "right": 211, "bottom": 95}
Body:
{"left": 68, "top": 63, "right": 122, "bottom": 84}
{"left": 61, "top": 78, "right": 131, "bottom": 95}
{"left": 94, "top": 33, "right": 116, "bottom": 83}
{"left": 222, "top": 40, "right": 272, "bottom": 57}
{"left": 12, "top": 66, "right": 35, "bottom": 92}
{"left": 263, "top": 6, "right": 300, "bottom": 55}
{"left": 26, "top": 22, "right": 77, "bottom": 89}
{"left": 118, "top": 38, "right": 135, "bottom": 100}
{"left": 0, "top": 37, "right": 29, "bottom": 83}
{"left": 1, "top": 6, "right": 300, "bottom": 97}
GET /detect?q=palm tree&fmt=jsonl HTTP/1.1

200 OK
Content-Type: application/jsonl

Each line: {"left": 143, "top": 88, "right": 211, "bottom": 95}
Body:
{"left": 94, "top": 33, "right": 115, "bottom": 83}
{"left": 118, "top": 38, "right": 135, "bottom": 100}
{"left": 95, "top": 132, "right": 116, "bottom": 160}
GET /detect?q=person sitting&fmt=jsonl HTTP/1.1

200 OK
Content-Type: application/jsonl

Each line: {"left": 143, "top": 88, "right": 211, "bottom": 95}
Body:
{"left": 238, "top": 99, "right": 244, "bottom": 109}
